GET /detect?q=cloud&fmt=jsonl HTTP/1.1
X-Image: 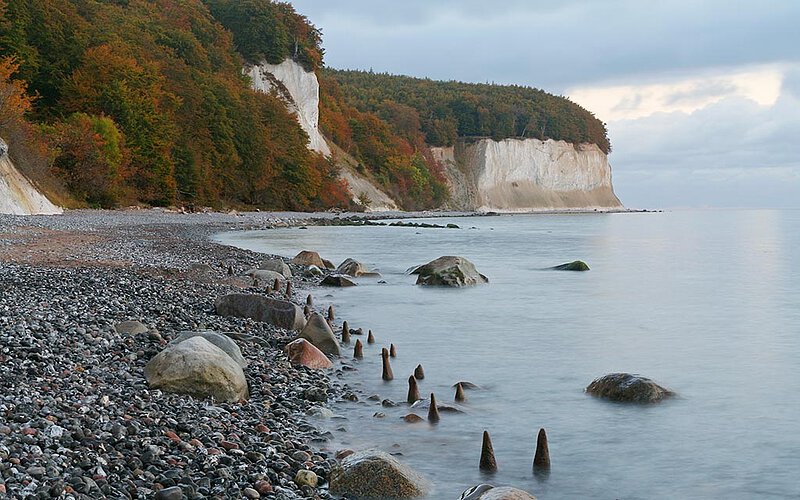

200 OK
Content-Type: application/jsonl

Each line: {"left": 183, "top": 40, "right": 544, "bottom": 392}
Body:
{"left": 291, "top": 0, "right": 800, "bottom": 91}
{"left": 608, "top": 78, "right": 800, "bottom": 208}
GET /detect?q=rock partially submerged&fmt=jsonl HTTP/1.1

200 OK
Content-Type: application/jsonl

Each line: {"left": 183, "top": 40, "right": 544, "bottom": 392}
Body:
{"left": 215, "top": 293, "right": 306, "bottom": 330}
{"left": 144, "top": 336, "right": 249, "bottom": 402}
{"left": 285, "top": 338, "right": 333, "bottom": 370}
{"left": 330, "top": 450, "right": 430, "bottom": 498}
{"left": 291, "top": 250, "right": 334, "bottom": 269}
{"left": 321, "top": 274, "right": 357, "bottom": 287}
{"left": 411, "top": 256, "right": 488, "bottom": 287}
{"left": 336, "top": 258, "right": 379, "bottom": 277}
{"left": 171, "top": 330, "right": 247, "bottom": 368}
{"left": 550, "top": 260, "right": 590, "bottom": 271}
{"left": 460, "top": 484, "right": 537, "bottom": 500}
{"left": 585, "top": 373, "right": 674, "bottom": 403}
{"left": 298, "top": 313, "right": 341, "bottom": 356}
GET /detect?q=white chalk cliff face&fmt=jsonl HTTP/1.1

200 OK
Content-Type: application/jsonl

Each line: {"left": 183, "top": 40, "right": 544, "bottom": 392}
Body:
{"left": 247, "top": 59, "right": 399, "bottom": 211}
{"left": 433, "top": 138, "right": 623, "bottom": 212}
{"left": 246, "top": 59, "right": 331, "bottom": 156}
{"left": 0, "top": 138, "right": 62, "bottom": 215}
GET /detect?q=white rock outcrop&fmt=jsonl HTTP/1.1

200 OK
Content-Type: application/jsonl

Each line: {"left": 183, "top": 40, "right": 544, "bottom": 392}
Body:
{"left": 0, "top": 138, "right": 62, "bottom": 215}
{"left": 246, "top": 59, "right": 400, "bottom": 211}
{"left": 246, "top": 59, "right": 331, "bottom": 156}
{"left": 433, "top": 138, "right": 623, "bottom": 212}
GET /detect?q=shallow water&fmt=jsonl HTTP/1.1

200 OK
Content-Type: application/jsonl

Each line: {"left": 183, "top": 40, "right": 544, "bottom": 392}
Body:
{"left": 218, "top": 210, "right": 800, "bottom": 499}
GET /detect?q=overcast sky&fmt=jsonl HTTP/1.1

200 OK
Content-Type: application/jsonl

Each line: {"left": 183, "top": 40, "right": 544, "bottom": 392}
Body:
{"left": 291, "top": 0, "right": 800, "bottom": 208}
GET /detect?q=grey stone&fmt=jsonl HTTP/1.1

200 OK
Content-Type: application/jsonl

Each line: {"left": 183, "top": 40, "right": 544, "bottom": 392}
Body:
{"left": 298, "top": 313, "right": 341, "bottom": 356}
{"left": 114, "top": 320, "right": 148, "bottom": 335}
{"left": 144, "top": 336, "right": 249, "bottom": 403}
{"left": 171, "top": 330, "right": 247, "bottom": 368}
{"left": 258, "top": 258, "right": 292, "bottom": 278}
{"left": 215, "top": 293, "right": 306, "bottom": 330}
{"left": 321, "top": 275, "right": 357, "bottom": 287}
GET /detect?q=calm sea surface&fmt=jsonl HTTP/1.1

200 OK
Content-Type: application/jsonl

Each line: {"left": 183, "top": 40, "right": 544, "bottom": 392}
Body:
{"left": 217, "top": 210, "right": 800, "bottom": 499}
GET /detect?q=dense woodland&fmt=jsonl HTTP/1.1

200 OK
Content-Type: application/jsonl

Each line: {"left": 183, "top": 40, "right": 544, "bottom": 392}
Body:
{"left": 326, "top": 69, "right": 611, "bottom": 153}
{"left": 0, "top": 0, "right": 608, "bottom": 210}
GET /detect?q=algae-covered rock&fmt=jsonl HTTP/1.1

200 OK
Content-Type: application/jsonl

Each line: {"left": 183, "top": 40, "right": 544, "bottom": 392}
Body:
{"left": 550, "top": 260, "right": 590, "bottom": 271}
{"left": 585, "top": 373, "right": 674, "bottom": 403}
{"left": 411, "top": 256, "right": 488, "bottom": 287}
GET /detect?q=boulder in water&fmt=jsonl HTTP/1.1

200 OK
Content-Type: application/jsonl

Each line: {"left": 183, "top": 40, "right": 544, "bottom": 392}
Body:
{"left": 550, "top": 260, "right": 590, "bottom": 271}
{"left": 214, "top": 294, "right": 306, "bottom": 330}
{"left": 170, "top": 330, "right": 247, "bottom": 368}
{"left": 285, "top": 339, "right": 332, "bottom": 370}
{"left": 144, "top": 336, "right": 248, "bottom": 402}
{"left": 292, "top": 250, "right": 334, "bottom": 269}
{"left": 298, "top": 313, "right": 341, "bottom": 356}
{"left": 321, "top": 274, "right": 357, "bottom": 287}
{"left": 585, "top": 373, "right": 674, "bottom": 403}
{"left": 336, "top": 258, "right": 379, "bottom": 277}
{"left": 411, "top": 256, "right": 488, "bottom": 287}
{"left": 460, "top": 484, "right": 537, "bottom": 500}
{"left": 330, "top": 450, "right": 430, "bottom": 498}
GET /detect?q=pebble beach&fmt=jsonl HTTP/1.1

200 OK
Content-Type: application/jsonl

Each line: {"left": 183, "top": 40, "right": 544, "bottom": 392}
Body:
{"left": 0, "top": 209, "right": 390, "bottom": 499}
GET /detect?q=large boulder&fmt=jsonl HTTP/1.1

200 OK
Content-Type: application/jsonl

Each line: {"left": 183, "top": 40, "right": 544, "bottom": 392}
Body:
{"left": 215, "top": 294, "right": 306, "bottom": 330}
{"left": 461, "top": 484, "right": 537, "bottom": 500}
{"left": 585, "top": 373, "right": 674, "bottom": 403}
{"left": 550, "top": 260, "right": 590, "bottom": 271}
{"left": 336, "top": 258, "right": 378, "bottom": 277}
{"left": 330, "top": 450, "right": 430, "bottom": 499}
{"left": 292, "top": 250, "right": 335, "bottom": 269}
{"left": 285, "top": 339, "right": 332, "bottom": 370}
{"left": 144, "top": 336, "right": 248, "bottom": 402}
{"left": 171, "top": 331, "right": 247, "bottom": 368}
{"left": 259, "top": 258, "right": 292, "bottom": 278}
{"left": 245, "top": 269, "right": 285, "bottom": 283}
{"left": 298, "top": 313, "right": 341, "bottom": 356}
{"left": 411, "top": 256, "right": 488, "bottom": 287}
{"left": 321, "top": 275, "right": 357, "bottom": 287}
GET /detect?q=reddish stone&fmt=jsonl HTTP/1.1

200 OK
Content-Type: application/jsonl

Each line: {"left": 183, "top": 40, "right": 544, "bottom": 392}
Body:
{"left": 254, "top": 480, "right": 273, "bottom": 495}
{"left": 285, "top": 339, "right": 333, "bottom": 370}
{"left": 0, "top": 484, "right": 6, "bottom": 494}
{"left": 255, "top": 424, "right": 270, "bottom": 434}
{"left": 207, "top": 447, "right": 222, "bottom": 455}
{"left": 165, "top": 431, "right": 181, "bottom": 443}
{"left": 335, "top": 449, "right": 355, "bottom": 460}
{"left": 188, "top": 439, "right": 204, "bottom": 447}
{"left": 220, "top": 440, "right": 239, "bottom": 450}
{"left": 21, "top": 428, "right": 37, "bottom": 436}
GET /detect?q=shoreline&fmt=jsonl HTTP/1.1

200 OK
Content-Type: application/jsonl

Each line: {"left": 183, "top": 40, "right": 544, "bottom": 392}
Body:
{"left": 0, "top": 210, "right": 367, "bottom": 498}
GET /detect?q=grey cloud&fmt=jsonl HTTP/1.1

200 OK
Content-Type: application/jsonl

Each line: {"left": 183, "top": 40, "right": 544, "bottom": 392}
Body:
{"left": 612, "top": 93, "right": 644, "bottom": 113}
{"left": 663, "top": 81, "right": 739, "bottom": 107}
{"left": 609, "top": 89, "right": 800, "bottom": 208}
{"left": 291, "top": 0, "right": 800, "bottom": 91}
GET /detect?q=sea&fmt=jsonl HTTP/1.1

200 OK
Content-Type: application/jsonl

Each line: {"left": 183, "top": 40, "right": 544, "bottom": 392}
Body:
{"left": 216, "top": 210, "right": 800, "bottom": 499}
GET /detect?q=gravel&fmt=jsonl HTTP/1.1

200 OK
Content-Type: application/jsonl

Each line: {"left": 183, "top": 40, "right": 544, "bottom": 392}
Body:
{"left": 0, "top": 209, "right": 391, "bottom": 499}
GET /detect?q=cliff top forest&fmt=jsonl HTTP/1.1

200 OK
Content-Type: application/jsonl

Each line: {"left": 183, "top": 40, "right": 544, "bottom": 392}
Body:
{"left": 0, "top": 0, "right": 609, "bottom": 210}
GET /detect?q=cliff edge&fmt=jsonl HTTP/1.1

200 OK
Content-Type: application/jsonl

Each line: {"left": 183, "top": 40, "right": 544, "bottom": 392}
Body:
{"left": 0, "top": 138, "right": 62, "bottom": 215}
{"left": 433, "top": 138, "right": 623, "bottom": 212}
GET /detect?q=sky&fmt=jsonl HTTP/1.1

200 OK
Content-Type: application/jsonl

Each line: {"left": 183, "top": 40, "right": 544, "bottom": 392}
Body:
{"left": 290, "top": 0, "right": 800, "bottom": 209}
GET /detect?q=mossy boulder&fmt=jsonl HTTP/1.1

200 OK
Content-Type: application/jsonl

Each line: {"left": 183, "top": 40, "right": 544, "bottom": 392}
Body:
{"left": 411, "top": 256, "right": 488, "bottom": 287}
{"left": 550, "top": 260, "right": 590, "bottom": 271}
{"left": 585, "top": 373, "right": 674, "bottom": 403}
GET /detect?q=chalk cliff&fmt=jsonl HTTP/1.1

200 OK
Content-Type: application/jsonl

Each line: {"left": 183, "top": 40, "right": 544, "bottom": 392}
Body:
{"left": 0, "top": 138, "right": 62, "bottom": 215}
{"left": 246, "top": 59, "right": 331, "bottom": 156}
{"left": 432, "top": 138, "right": 622, "bottom": 212}
{"left": 247, "top": 59, "right": 399, "bottom": 210}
